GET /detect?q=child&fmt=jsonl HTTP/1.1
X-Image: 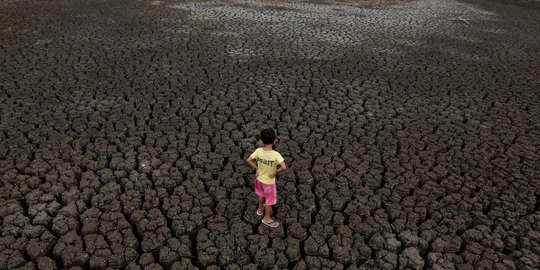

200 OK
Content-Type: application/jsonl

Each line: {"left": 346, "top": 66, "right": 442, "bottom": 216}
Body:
{"left": 246, "top": 128, "right": 287, "bottom": 228}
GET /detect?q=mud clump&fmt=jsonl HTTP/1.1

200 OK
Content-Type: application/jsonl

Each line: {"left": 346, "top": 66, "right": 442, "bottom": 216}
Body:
{"left": 0, "top": 0, "right": 539, "bottom": 268}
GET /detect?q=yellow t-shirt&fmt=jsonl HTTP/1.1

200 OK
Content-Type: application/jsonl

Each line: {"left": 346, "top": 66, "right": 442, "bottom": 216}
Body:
{"left": 250, "top": 148, "right": 285, "bottom": 185}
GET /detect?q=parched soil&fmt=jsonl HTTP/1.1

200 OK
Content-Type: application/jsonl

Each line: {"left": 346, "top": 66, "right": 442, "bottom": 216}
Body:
{"left": 0, "top": 0, "right": 539, "bottom": 269}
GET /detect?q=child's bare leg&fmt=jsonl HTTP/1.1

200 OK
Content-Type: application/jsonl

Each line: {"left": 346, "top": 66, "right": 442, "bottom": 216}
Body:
{"left": 258, "top": 196, "right": 264, "bottom": 213}
{"left": 264, "top": 204, "right": 273, "bottom": 222}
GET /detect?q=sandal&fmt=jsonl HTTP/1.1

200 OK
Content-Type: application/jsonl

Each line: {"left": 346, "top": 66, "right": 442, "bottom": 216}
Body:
{"left": 256, "top": 209, "right": 263, "bottom": 216}
{"left": 262, "top": 219, "right": 279, "bottom": 228}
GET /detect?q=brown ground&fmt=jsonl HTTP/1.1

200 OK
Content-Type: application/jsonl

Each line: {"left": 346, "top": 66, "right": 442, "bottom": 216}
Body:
{"left": 0, "top": 0, "right": 539, "bottom": 269}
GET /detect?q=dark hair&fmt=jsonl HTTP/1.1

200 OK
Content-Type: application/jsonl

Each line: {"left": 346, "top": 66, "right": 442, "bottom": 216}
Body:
{"left": 260, "top": 128, "right": 276, "bottom": 145}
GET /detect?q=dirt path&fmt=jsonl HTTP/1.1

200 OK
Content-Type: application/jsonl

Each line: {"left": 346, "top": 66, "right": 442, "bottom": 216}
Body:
{"left": 0, "top": 0, "right": 539, "bottom": 269}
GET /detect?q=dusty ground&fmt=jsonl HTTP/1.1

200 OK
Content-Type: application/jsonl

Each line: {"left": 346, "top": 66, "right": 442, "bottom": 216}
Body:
{"left": 0, "top": 0, "right": 539, "bottom": 269}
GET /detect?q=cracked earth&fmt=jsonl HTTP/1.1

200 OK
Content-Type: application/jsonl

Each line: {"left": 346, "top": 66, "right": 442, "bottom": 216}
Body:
{"left": 1, "top": 0, "right": 539, "bottom": 269}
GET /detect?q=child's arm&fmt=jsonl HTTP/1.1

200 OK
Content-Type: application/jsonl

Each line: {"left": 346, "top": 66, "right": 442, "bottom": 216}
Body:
{"left": 270, "top": 161, "right": 287, "bottom": 178}
{"left": 246, "top": 156, "right": 258, "bottom": 175}
{"left": 246, "top": 149, "right": 259, "bottom": 175}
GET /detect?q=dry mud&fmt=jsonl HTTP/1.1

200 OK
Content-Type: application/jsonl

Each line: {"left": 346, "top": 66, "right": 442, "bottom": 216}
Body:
{"left": 0, "top": 0, "right": 539, "bottom": 269}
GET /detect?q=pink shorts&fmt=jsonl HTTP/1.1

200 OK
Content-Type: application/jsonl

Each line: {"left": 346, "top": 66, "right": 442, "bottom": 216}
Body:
{"left": 254, "top": 179, "right": 277, "bottom": 206}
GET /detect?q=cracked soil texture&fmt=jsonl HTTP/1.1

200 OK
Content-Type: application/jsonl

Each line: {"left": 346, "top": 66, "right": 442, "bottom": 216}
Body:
{"left": 1, "top": 0, "right": 539, "bottom": 269}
